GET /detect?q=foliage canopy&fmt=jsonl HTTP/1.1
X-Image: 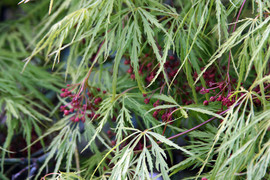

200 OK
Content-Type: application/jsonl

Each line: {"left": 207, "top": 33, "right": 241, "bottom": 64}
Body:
{"left": 0, "top": 0, "right": 269, "bottom": 179}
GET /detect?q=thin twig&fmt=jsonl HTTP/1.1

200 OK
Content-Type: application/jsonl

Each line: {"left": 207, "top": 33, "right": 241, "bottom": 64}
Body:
{"left": 134, "top": 106, "right": 234, "bottom": 153}
{"left": 227, "top": 0, "right": 247, "bottom": 85}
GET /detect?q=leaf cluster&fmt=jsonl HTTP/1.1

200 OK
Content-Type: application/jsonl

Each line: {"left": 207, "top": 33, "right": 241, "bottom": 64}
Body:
{"left": 1, "top": 0, "right": 270, "bottom": 180}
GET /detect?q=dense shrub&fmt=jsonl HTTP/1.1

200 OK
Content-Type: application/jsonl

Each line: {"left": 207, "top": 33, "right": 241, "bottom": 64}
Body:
{"left": 0, "top": 0, "right": 269, "bottom": 179}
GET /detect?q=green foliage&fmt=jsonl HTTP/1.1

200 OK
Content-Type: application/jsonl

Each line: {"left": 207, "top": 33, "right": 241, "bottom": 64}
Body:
{"left": 0, "top": 0, "right": 270, "bottom": 179}
{"left": 0, "top": 1, "right": 62, "bottom": 176}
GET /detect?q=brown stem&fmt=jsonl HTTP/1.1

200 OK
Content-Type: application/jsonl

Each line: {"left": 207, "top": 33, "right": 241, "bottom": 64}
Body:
{"left": 83, "top": 40, "right": 105, "bottom": 86}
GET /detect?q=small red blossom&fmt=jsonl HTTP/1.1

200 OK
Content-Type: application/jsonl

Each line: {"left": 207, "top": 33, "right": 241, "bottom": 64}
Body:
{"left": 124, "top": 59, "right": 130, "bottom": 65}
{"left": 203, "top": 100, "right": 209, "bottom": 106}
{"left": 210, "top": 96, "right": 215, "bottom": 102}
{"left": 64, "top": 110, "right": 69, "bottom": 116}
{"left": 144, "top": 98, "right": 150, "bottom": 104}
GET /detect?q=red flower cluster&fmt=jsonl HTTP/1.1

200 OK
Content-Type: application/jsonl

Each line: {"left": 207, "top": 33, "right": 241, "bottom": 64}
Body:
{"left": 59, "top": 85, "right": 106, "bottom": 123}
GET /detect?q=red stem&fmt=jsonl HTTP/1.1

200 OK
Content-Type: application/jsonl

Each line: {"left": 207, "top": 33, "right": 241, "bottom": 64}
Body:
{"left": 233, "top": 0, "right": 247, "bottom": 32}
{"left": 227, "top": 0, "right": 247, "bottom": 87}
{"left": 134, "top": 106, "right": 233, "bottom": 153}
{"left": 167, "top": 110, "right": 227, "bottom": 141}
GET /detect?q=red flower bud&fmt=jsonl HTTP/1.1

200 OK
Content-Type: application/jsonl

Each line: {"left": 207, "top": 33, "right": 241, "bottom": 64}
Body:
{"left": 169, "top": 55, "right": 175, "bottom": 60}
{"left": 210, "top": 96, "right": 215, "bottom": 102}
{"left": 130, "top": 74, "right": 135, "bottom": 79}
{"left": 127, "top": 68, "right": 133, "bottom": 74}
{"left": 144, "top": 98, "right": 150, "bottom": 104}
{"left": 64, "top": 110, "right": 69, "bottom": 115}
{"left": 124, "top": 59, "right": 130, "bottom": 65}
{"left": 203, "top": 100, "right": 209, "bottom": 106}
